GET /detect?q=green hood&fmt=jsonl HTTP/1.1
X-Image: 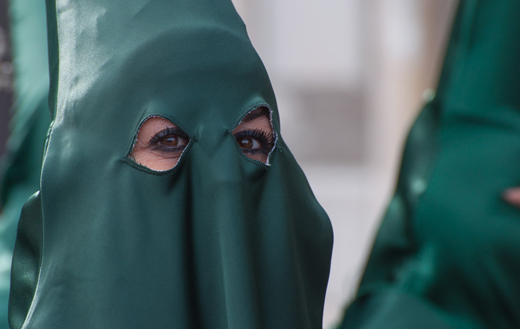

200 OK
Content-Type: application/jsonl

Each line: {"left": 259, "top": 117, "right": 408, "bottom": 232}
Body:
{"left": 339, "top": 1, "right": 520, "bottom": 328}
{"left": 8, "top": 0, "right": 333, "bottom": 328}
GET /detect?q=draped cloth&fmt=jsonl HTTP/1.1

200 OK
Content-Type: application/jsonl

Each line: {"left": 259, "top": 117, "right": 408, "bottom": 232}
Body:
{"left": 338, "top": 1, "right": 520, "bottom": 328}
{"left": 8, "top": 0, "right": 333, "bottom": 328}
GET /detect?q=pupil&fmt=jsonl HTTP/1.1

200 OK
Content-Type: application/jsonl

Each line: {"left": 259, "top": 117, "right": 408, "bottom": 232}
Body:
{"left": 240, "top": 137, "right": 253, "bottom": 149}
{"left": 162, "top": 136, "right": 178, "bottom": 146}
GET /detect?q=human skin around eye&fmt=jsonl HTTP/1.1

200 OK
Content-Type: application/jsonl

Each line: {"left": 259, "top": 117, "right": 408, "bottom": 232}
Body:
{"left": 231, "top": 107, "right": 275, "bottom": 163}
{"left": 129, "top": 109, "right": 275, "bottom": 171}
{"left": 130, "top": 117, "right": 187, "bottom": 171}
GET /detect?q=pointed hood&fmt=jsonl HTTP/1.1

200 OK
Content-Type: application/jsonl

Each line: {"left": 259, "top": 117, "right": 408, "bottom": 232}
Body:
{"left": 8, "top": 0, "right": 333, "bottom": 328}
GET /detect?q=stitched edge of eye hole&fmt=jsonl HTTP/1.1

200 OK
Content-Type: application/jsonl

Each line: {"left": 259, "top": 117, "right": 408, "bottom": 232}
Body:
{"left": 123, "top": 114, "right": 193, "bottom": 174}
{"left": 234, "top": 104, "right": 278, "bottom": 166}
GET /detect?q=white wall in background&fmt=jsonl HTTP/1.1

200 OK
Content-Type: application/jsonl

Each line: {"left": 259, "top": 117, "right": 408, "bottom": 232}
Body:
{"left": 234, "top": 0, "right": 361, "bottom": 88}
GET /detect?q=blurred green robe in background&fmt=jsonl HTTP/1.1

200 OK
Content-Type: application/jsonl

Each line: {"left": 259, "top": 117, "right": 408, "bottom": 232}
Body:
{"left": 338, "top": 1, "right": 520, "bottom": 328}
{"left": 0, "top": 0, "right": 50, "bottom": 327}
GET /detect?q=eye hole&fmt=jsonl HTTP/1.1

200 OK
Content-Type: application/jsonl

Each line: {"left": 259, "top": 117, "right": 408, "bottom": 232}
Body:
{"left": 232, "top": 107, "right": 277, "bottom": 164}
{"left": 129, "top": 117, "right": 190, "bottom": 171}
{"left": 235, "top": 129, "right": 275, "bottom": 153}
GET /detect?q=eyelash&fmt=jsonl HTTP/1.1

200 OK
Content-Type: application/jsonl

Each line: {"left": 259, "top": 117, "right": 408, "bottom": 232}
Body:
{"left": 233, "top": 129, "right": 276, "bottom": 154}
{"left": 147, "top": 128, "right": 276, "bottom": 154}
{"left": 149, "top": 127, "right": 189, "bottom": 152}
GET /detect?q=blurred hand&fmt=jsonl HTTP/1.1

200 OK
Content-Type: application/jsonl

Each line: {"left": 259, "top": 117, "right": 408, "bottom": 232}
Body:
{"left": 503, "top": 188, "right": 520, "bottom": 207}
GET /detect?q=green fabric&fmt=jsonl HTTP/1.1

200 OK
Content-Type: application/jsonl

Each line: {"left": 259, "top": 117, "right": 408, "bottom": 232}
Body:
{"left": 8, "top": 192, "right": 43, "bottom": 329}
{"left": 0, "top": 0, "right": 50, "bottom": 327}
{"left": 338, "top": 1, "right": 520, "bottom": 328}
{"left": 8, "top": 0, "right": 333, "bottom": 328}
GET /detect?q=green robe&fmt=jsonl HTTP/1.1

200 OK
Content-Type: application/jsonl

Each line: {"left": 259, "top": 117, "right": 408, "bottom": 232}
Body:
{"left": 0, "top": 0, "right": 50, "bottom": 327}
{"left": 8, "top": 0, "right": 333, "bottom": 328}
{"left": 339, "top": 1, "right": 520, "bottom": 328}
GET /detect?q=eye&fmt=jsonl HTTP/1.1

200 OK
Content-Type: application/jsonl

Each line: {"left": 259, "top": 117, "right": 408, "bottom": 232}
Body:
{"left": 161, "top": 136, "right": 181, "bottom": 146}
{"left": 236, "top": 135, "right": 261, "bottom": 150}
{"left": 234, "top": 129, "right": 274, "bottom": 155}
{"left": 150, "top": 128, "right": 189, "bottom": 152}
{"left": 129, "top": 117, "right": 190, "bottom": 172}
{"left": 231, "top": 106, "right": 277, "bottom": 164}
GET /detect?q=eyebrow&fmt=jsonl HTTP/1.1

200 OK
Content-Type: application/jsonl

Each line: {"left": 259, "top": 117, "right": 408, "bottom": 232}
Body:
{"left": 242, "top": 108, "right": 269, "bottom": 122}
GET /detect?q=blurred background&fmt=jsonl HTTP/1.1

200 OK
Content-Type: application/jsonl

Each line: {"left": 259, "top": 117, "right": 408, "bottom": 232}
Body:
{"left": 0, "top": 0, "right": 458, "bottom": 327}
{"left": 0, "top": 0, "right": 11, "bottom": 157}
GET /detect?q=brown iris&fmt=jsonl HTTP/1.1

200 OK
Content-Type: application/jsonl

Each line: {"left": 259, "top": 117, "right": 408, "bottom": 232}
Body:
{"left": 162, "top": 136, "right": 179, "bottom": 146}
{"left": 238, "top": 137, "right": 254, "bottom": 149}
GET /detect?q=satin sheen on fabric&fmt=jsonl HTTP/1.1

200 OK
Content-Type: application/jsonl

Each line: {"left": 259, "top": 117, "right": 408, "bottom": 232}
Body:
{"left": 338, "top": 1, "right": 520, "bottom": 328}
{"left": 8, "top": 0, "right": 333, "bottom": 328}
